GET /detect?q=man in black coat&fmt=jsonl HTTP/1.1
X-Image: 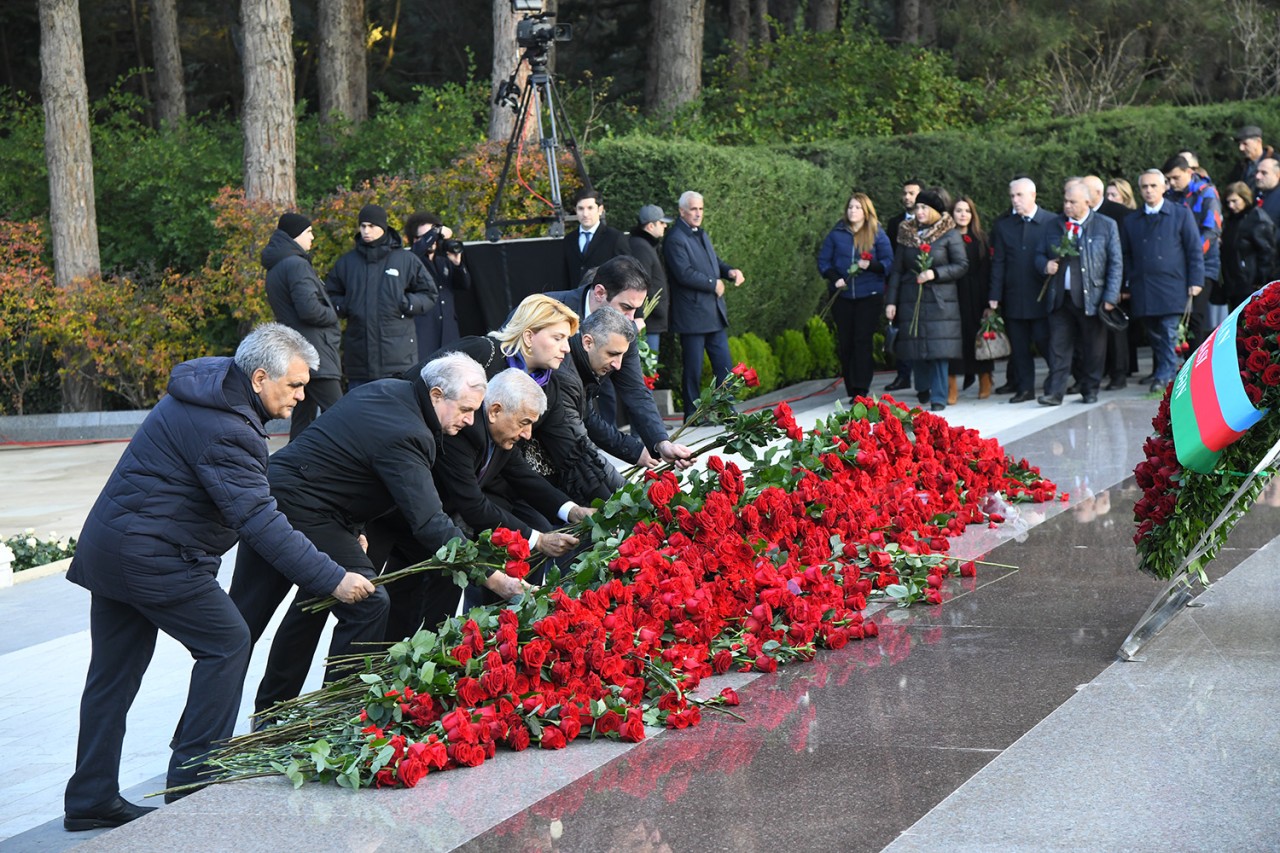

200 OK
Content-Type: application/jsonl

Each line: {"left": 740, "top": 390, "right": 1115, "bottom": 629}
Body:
{"left": 1034, "top": 180, "right": 1123, "bottom": 405}
{"left": 63, "top": 324, "right": 374, "bottom": 829}
{"left": 884, "top": 179, "right": 923, "bottom": 391}
{"left": 325, "top": 204, "right": 438, "bottom": 387}
{"left": 988, "top": 177, "right": 1057, "bottom": 403}
{"left": 1084, "top": 175, "right": 1135, "bottom": 390}
{"left": 544, "top": 255, "right": 694, "bottom": 469}
{"left": 664, "top": 190, "right": 746, "bottom": 420}
{"left": 628, "top": 204, "right": 673, "bottom": 352}
{"left": 550, "top": 306, "right": 635, "bottom": 502}
{"left": 229, "top": 351, "right": 487, "bottom": 716}
{"left": 436, "top": 369, "right": 593, "bottom": 609}
{"left": 262, "top": 212, "right": 343, "bottom": 438}
{"left": 564, "top": 188, "right": 631, "bottom": 288}
{"left": 1254, "top": 158, "right": 1280, "bottom": 224}
{"left": 1226, "top": 125, "right": 1275, "bottom": 192}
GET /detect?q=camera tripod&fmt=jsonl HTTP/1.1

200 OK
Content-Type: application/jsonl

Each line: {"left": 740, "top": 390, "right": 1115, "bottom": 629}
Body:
{"left": 484, "top": 45, "right": 591, "bottom": 242}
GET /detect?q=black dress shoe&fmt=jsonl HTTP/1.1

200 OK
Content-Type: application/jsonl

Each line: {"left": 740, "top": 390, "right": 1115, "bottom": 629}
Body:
{"left": 1082, "top": 393, "right": 1098, "bottom": 403}
{"left": 930, "top": 402, "right": 946, "bottom": 411}
{"left": 885, "top": 376, "right": 910, "bottom": 392}
{"left": 64, "top": 797, "right": 157, "bottom": 832}
{"left": 1065, "top": 382, "right": 1081, "bottom": 395}
{"left": 1140, "top": 373, "right": 1155, "bottom": 384}
{"left": 994, "top": 382, "right": 1016, "bottom": 394}
{"left": 1037, "top": 394, "right": 1063, "bottom": 406}
{"left": 1010, "top": 390, "right": 1036, "bottom": 403}
{"left": 1105, "top": 378, "right": 1127, "bottom": 390}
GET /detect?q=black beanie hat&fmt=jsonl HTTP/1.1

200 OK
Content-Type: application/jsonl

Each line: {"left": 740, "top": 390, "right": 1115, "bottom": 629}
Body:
{"left": 277, "top": 212, "right": 311, "bottom": 239}
{"left": 915, "top": 190, "right": 947, "bottom": 217}
{"left": 357, "top": 204, "right": 388, "bottom": 230}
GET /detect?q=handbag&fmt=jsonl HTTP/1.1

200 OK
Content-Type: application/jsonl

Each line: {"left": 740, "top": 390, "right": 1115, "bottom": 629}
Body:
{"left": 974, "top": 311, "right": 1012, "bottom": 361}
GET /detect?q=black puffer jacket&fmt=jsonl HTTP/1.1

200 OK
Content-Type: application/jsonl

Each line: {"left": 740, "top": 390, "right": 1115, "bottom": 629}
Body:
{"left": 67, "top": 358, "right": 347, "bottom": 606}
{"left": 886, "top": 225, "right": 969, "bottom": 362}
{"left": 539, "top": 341, "right": 625, "bottom": 503}
{"left": 262, "top": 229, "right": 342, "bottom": 378}
{"left": 1221, "top": 207, "right": 1278, "bottom": 307}
{"left": 325, "top": 229, "right": 438, "bottom": 382}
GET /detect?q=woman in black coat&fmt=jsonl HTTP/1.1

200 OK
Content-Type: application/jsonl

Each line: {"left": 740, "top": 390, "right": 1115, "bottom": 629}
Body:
{"left": 1221, "top": 181, "right": 1278, "bottom": 310}
{"left": 949, "top": 196, "right": 994, "bottom": 400}
{"left": 884, "top": 188, "right": 969, "bottom": 411}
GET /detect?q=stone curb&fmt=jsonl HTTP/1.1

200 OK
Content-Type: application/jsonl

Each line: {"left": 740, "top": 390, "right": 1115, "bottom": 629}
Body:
{"left": 0, "top": 556, "right": 72, "bottom": 589}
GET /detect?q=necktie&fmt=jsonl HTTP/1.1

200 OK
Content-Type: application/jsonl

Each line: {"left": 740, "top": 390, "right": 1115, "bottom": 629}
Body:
{"left": 580, "top": 230, "right": 592, "bottom": 253}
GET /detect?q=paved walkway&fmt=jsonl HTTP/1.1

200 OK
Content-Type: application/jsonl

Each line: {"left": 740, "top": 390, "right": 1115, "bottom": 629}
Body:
{"left": 8, "top": 370, "right": 1271, "bottom": 851}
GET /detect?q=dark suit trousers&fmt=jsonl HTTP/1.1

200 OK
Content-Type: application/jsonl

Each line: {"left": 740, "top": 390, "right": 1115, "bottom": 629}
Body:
{"left": 289, "top": 377, "right": 343, "bottom": 441}
{"left": 229, "top": 510, "right": 389, "bottom": 717}
{"left": 65, "top": 588, "right": 251, "bottom": 811}
{"left": 1005, "top": 317, "right": 1049, "bottom": 393}
{"left": 365, "top": 512, "right": 463, "bottom": 643}
{"left": 833, "top": 294, "right": 882, "bottom": 398}
{"left": 1046, "top": 301, "right": 1106, "bottom": 396}
{"left": 679, "top": 329, "right": 732, "bottom": 419}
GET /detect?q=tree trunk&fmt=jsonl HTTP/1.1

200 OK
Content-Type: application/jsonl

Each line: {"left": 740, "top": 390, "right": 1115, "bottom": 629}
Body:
{"left": 897, "top": 0, "right": 921, "bottom": 44}
{"left": 39, "top": 0, "right": 102, "bottom": 411}
{"left": 488, "top": 0, "right": 527, "bottom": 142}
{"left": 318, "top": 0, "right": 367, "bottom": 126}
{"left": 151, "top": 0, "right": 186, "bottom": 127}
{"left": 646, "top": 0, "right": 705, "bottom": 115}
{"left": 752, "top": 0, "right": 771, "bottom": 45}
{"left": 241, "top": 0, "right": 296, "bottom": 208}
{"left": 770, "top": 0, "right": 799, "bottom": 35}
{"left": 806, "top": 0, "right": 839, "bottom": 31}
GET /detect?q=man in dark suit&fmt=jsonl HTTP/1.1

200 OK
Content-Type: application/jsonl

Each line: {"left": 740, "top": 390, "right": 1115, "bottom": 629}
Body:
{"left": 884, "top": 178, "right": 923, "bottom": 392}
{"left": 988, "top": 177, "right": 1057, "bottom": 403}
{"left": 63, "top": 324, "right": 374, "bottom": 828}
{"left": 1034, "top": 179, "right": 1123, "bottom": 405}
{"left": 229, "top": 351, "right": 486, "bottom": 716}
{"left": 564, "top": 188, "right": 630, "bottom": 288}
{"left": 664, "top": 190, "right": 746, "bottom": 420}
{"left": 1084, "top": 175, "right": 1135, "bottom": 390}
{"left": 1122, "top": 169, "right": 1205, "bottom": 393}
{"left": 435, "top": 369, "right": 593, "bottom": 608}
{"left": 544, "top": 255, "right": 694, "bottom": 469}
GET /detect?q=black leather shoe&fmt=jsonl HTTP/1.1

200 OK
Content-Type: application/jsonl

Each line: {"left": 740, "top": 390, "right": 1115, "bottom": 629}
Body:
{"left": 1105, "top": 378, "right": 1127, "bottom": 390}
{"left": 1037, "top": 394, "right": 1064, "bottom": 406}
{"left": 885, "top": 376, "right": 910, "bottom": 392}
{"left": 994, "top": 382, "right": 1016, "bottom": 394}
{"left": 64, "top": 797, "right": 157, "bottom": 832}
{"left": 1010, "top": 390, "right": 1036, "bottom": 403}
{"left": 1065, "top": 382, "right": 1081, "bottom": 395}
{"left": 1082, "top": 393, "right": 1099, "bottom": 403}
{"left": 930, "top": 402, "right": 946, "bottom": 411}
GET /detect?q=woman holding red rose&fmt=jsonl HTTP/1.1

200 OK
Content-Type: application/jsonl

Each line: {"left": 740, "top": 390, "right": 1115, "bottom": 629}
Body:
{"left": 950, "top": 197, "right": 995, "bottom": 400}
{"left": 817, "top": 191, "right": 895, "bottom": 401}
{"left": 885, "top": 188, "right": 969, "bottom": 411}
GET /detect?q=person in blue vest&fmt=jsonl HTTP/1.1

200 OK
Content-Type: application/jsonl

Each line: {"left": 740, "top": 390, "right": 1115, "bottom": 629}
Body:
{"left": 663, "top": 190, "right": 746, "bottom": 421}
{"left": 1121, "top": 169, "right": 1205, "bottom": 393}
{"left": 1163, "top": 155, "right": 1221, "bottom": 352}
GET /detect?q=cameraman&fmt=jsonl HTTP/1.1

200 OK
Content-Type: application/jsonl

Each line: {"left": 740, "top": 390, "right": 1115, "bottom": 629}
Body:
{"left": 406, "top": 211, "right": 472, "bottom": 357}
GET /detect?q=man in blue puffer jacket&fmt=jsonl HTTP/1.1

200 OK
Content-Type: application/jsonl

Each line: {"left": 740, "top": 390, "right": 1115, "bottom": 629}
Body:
{"left": 63, "top": 324, "right": 376, "bottom": 830}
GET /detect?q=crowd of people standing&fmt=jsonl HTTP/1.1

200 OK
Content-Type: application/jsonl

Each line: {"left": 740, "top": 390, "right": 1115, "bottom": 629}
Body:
{"left": 818, "top": 124, "right": 1280, "bottom": 410}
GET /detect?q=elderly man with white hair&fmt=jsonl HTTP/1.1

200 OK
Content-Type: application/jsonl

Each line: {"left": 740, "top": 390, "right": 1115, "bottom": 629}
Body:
{"left": 988, "top": 176, "right": 1058, "bottom": 403}
{"left": 663, "top": 190, "right": 746, "bottom": 421}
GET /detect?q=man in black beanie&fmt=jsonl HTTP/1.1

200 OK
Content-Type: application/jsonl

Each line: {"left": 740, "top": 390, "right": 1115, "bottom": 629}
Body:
{"left": 263, "top": 211, "right": 343, "bottom": 438}
{"left": 325, "top": 203, "right": 438, "bottom": 388}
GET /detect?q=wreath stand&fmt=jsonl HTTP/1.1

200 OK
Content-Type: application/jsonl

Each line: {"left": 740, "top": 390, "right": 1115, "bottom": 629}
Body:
{"left": 1118, "top": 437, "right": 1280, "bottom": 661}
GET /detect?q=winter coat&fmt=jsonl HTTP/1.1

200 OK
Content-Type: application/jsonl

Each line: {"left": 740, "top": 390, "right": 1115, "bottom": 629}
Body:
{"left": 1034, "top": 211, "right": 1123, "bottom": 316}
{"left": 817, "top": 223, "right": 894, "bottom": 299}
{"left": 1121, "top": 203, "right": 1205, "bottom": 318}
{"left": 409, "top": 241, "right": 472, "bottom": 359}
{"left": 540, "top": 337, "right": 627, "bottom": 502}
{"left": 885, "top": 226, "right": 968, "bottom": 362}
{"left": 1165, "top": 174, "right": 1222, "bottom": 282}
{"left": 663, "top": 218, "right": 735, "bottom": 334}
{"left": 989, "top": 207, "right": 1058, "bottom": 320}
{"left": 262, "top": 229, "right": 342, "bottom": 379}
{"left": 955, "top": 232, "right": 991, "bottom": 360}
{"left": 325, "top": 229, "right": 438, "bottom": 382}
{"left": 1221, "top": 207, "right": 1278, "bottom": 307}
{"left": 267, "top": 377, "right": 464, "bottom": 552}
{"left": 628, "top": 229, "right": 670, "bottom": 334}
{"left": 564, "top": 224, "right": 631, "bottom": 289}
{"left": 67, "top": 358, "right": 346, "bottom": 606}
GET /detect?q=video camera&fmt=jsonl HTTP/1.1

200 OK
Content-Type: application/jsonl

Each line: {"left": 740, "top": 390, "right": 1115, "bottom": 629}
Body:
{"left": 510, "top": 0, "right": 571, "bottom": 52}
